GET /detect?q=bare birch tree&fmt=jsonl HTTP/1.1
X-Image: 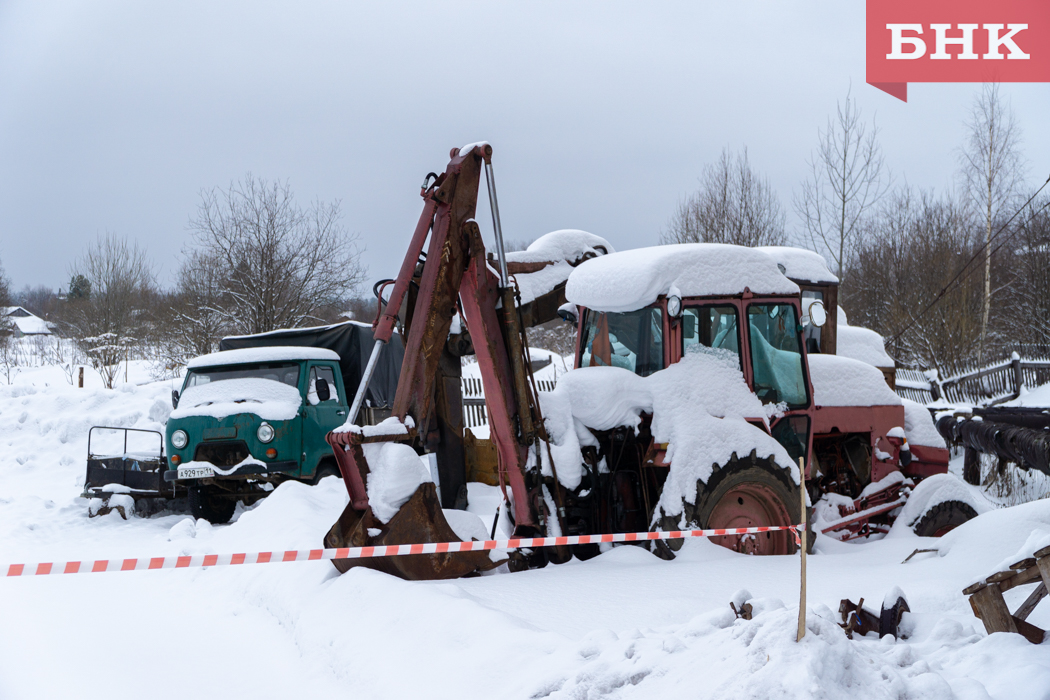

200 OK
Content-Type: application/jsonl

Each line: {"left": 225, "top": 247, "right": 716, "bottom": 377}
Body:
{"left": 662, "top": 147, "right": 786, "bottom": 247}
{"left": 190, "top": 175, "right": 366, "bottom": 335}
{"left": 959, "top": 83, "right": 1025, "bottom": 361}
{"left": 795, "top": 91, "right": 890, "bottom": 280}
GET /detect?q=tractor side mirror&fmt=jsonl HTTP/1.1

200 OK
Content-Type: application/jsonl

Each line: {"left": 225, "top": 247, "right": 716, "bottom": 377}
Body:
{"left": 557, "top": 302, "right": 578, "bottom": 325}
{"left": 315, "top": 378, "right": 331, "bottom": 403}
{"left": 171, "top": 389, "right": 180, "bottom": 409}
{"left": 808, "top": 300, "right": 827, "bottom": 327}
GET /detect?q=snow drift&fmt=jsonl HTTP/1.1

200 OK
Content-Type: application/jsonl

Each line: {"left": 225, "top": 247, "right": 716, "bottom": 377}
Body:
{"left": 535, "top": 349, "right": 797, "bottom": 521}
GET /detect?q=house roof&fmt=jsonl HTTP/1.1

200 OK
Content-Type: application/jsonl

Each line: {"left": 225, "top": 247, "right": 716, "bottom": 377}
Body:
{"left": 2, "top": 307, "right": 51, "bottom": 335}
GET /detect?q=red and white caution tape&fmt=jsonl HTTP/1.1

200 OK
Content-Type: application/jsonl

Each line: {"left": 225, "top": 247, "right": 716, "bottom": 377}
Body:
{"left": 3, "top": 525, "right": 802, "bottom": 578}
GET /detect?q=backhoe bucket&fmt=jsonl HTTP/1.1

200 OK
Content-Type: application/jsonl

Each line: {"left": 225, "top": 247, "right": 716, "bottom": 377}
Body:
{"left": 324, "top": 481, "right": 501, "bottom": 580}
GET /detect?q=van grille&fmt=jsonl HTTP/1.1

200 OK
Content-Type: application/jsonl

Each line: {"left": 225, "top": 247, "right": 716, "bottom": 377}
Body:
{"left": 194, "top": 440, "right": 249, "bottom": 468}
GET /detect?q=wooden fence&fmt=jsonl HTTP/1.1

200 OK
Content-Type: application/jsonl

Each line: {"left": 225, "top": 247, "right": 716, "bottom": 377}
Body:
{"left": 895, "top": 353, "right": 1050, "bottom": 406}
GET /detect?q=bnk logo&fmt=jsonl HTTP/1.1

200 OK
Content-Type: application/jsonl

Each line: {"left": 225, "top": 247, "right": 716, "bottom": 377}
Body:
{"left": 886, "top": 24, "right": 1029, "bottom": 61}
{"left": 866, "top": 1, "right": 1050, "bottom": 101}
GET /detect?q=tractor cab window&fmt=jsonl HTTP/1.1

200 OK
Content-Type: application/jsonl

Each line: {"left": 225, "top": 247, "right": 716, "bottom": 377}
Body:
{"left": 682, "top": 305, "right": 741, "bottom": 369}
{"left": 801, "top": 290, "right": 824, "bottom": 353}
{"left": 579, "top": 307, "right": 664, "bottom": 377}
{"left": 747, "top": 303, "right": 808, "bottom": 407}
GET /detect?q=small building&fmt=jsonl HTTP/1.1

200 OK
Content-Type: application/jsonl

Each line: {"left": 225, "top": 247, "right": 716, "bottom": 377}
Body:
{"left": 2, "top": 307, "right": 52, "bottom": 337}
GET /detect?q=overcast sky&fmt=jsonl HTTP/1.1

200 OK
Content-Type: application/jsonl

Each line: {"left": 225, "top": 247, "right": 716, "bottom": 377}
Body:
{"left": 1, "top": 1, "right": 1047, "bottom": 293}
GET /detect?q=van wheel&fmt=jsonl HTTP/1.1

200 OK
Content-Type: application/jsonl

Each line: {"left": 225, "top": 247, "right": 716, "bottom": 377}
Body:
{"left": 189, "top": 485, "right": 236, "bottom": 524}
{"left": 312, "top": 464, "right": 341, "bottom": 485}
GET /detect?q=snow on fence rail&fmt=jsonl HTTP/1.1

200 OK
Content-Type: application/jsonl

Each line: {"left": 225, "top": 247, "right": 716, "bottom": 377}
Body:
{"left": 895, "top": 351, "right": 1050, "bottom": 406}
{"left": 461, "top": 377, "right": 557, "bottom": 429}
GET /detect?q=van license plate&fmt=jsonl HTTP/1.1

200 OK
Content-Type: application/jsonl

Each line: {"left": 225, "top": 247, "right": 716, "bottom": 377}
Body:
{"left": 177, "top": 466, "right": 214, "bottom": 480}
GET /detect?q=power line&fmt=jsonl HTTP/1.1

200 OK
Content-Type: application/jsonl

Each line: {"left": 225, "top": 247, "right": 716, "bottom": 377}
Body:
{"left": 890, "top": 173, "right": 1050, "bottom": 343}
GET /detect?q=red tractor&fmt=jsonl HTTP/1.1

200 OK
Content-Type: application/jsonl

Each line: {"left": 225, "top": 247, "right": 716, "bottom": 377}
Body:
{"left": 321, "top": 144, "right": 968, "bottom": 580}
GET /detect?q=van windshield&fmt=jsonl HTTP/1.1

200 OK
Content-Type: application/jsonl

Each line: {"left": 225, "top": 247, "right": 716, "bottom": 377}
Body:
{"left": 185, "top": 363, "right": 301, "bottom": 389}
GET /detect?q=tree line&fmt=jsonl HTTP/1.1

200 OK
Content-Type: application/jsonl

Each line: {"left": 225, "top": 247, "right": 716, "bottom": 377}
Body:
{"left": 663, "top": 84, "right": 1047, "bottom": 376}
{"left": 0, "top": 175, "right": 365, "bottom": 386}
{"left": 2, "top": 86, "right": 1044, "bottom": 383}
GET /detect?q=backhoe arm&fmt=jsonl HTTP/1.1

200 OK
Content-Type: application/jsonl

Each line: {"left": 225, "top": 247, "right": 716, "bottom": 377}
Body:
{"left": 323, "top": 144, "right": 543, "bottom": 579}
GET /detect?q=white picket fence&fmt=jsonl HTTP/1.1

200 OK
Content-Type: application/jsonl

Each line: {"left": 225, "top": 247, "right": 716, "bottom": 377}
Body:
{"left": 461, "top": 376, "right": 557, "bottom": 429}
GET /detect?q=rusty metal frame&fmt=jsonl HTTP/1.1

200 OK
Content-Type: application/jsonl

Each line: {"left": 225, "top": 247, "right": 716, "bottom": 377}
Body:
{"left": 327, "top": 144, "right": 539, "bottom": 534}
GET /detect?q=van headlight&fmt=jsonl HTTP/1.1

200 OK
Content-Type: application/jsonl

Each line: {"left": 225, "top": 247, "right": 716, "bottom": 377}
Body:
{"left": 257, "top": 422, "right": 275, "bottom": 443}
{"left": 171, "top": 430, "right": 188, "bottom": 449}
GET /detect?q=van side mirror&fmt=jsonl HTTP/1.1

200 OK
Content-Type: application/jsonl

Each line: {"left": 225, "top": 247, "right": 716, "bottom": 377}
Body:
{"left": 171, "top": 389, "right": 180, "bottom": 409}
{"left": 315, "top": 378, "right": 331, "bottom": 402}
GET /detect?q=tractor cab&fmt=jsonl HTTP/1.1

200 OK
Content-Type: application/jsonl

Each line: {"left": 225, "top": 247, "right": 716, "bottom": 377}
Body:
{"left": 568, "top": 243, "right": 819, "bottom": 473}
{"left": 755, "top": 246, "right": 839, "bottom": 357}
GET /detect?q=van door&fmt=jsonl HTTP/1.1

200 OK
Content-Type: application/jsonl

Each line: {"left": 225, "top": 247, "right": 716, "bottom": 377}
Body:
{"left": 301, "top": 362, "right": 347, "bottom": 480}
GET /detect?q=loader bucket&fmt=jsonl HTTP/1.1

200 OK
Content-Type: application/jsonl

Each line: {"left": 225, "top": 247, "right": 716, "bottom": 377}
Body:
{"left": 324, "top": 481, "right": 502, "bottom": 580}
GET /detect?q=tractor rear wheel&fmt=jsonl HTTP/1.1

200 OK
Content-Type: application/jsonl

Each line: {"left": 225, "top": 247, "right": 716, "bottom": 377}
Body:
{"left": 189, "top": 484, "right": 236, "bottom": 524}
{"left": 686, "top": 454, "right": 801, "bottom": 556}
{"left": 912, "top": 500, "right": 977, "bottom": 537}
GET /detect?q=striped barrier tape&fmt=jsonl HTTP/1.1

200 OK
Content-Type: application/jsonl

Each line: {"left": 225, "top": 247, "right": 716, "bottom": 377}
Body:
{"left": 3, "top": 524, "right": 802, "bottom": 578}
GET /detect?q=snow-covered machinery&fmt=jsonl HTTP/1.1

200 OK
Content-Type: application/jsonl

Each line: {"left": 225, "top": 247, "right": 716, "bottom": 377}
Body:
{"left": 323, "top": 144, "right": 972, "bottom": 580}
{"left": 82, "top": 426, "right": 181, "bottom": 518}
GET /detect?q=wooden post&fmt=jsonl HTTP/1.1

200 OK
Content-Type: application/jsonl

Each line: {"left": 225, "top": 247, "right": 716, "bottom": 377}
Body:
{"left": 1011, "top": 355, "right": 1024, "bottom": 400}
{"left": 962, "top": 447, "right": 981, "bottom": 485}
{"left": 971, "top": 584, "right": 1019, "bottom": 635}
{"left": 797, "top": 456, "right": 807, "bottom": 642}
{"left": 78, "top": 366, "right": 84, "bottom": 388}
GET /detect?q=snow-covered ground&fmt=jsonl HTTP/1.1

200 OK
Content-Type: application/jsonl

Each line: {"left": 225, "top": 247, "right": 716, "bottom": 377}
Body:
{"left": 2, "top": 378, "right": 1050, "bottom": 699}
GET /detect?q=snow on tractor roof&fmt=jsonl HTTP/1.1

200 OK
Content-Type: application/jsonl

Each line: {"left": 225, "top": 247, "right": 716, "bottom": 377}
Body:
{"left": 565, "top": 243, "right": 799, "bottom": 312}
{"left": 755, "top": 246, "right": 838, "bottom": 284}
{"left": 506, "top": 229, "right": 614, "bottom": 265}
{"left": 506, "top": 230, "right": 615, "bottom": 306}
{"left": 187, "top": 346, "right": 340, "bottom": 369}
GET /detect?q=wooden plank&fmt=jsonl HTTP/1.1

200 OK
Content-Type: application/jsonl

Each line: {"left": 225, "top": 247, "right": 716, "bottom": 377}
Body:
{"left": 1011, "top": 557, "right": 1037, "bottom": 571}
{"left": 1039, "top": 556, "right": 1050, "bottom": 591}
{"left": 986, "top": 570, "right": 1016, "bottom": 584}
{"left": 998, "top": 565, "right": 1043, "bottom": 593}
{"left": 971, "top": 584, "right": 1018, "bottom": 635}
{"left": 1015, "top": 582, "right": 1047, "bottom": 622}
{"left": 1013, "top": 616, "right": 1046, "bottom": 644}
{"left": 797, "top": 456, "right": 807, "bottom": 643}
{"left": 1035, "top": 545, "right": 1050, "bottom": 558}
{"left": 962, "top": 581, "right": 987, "bottom": 596}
